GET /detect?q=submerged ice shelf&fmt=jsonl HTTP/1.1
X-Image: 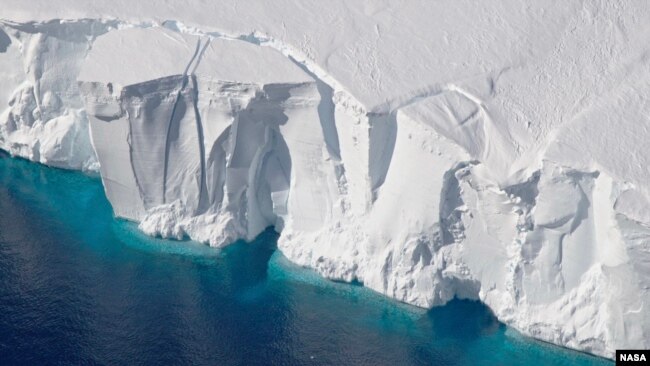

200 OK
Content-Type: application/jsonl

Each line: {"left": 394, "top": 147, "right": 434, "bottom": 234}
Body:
{"left": 1, "top": 1, "right": 649, "bottom": 359}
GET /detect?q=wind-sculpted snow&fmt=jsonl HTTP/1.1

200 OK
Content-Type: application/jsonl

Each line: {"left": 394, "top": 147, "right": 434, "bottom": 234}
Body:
{"left": 1, "top": 3, "right": 650, "bottom": 359}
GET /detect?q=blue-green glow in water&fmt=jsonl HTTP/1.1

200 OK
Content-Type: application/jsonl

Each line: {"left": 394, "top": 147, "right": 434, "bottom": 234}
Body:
{"left": 0, "top": 153, "right": 612, "bottom": 365}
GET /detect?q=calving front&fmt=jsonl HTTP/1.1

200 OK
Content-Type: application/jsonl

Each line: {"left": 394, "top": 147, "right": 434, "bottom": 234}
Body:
{"left": 0, "top": 9, "right": 648, "bottom": 361}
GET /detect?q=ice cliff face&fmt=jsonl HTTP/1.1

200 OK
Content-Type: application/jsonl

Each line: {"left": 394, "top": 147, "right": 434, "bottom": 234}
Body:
{"left": 78, "top": 28, "right": 331, "bottom": 248}
{"left": 1, "top": 3, "right": 649, "bottom": 359}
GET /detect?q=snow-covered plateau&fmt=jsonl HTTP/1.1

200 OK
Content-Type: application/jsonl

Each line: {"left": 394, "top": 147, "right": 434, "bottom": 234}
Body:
{"left": 1, "top": 1, "right": 649, "bottom": 359}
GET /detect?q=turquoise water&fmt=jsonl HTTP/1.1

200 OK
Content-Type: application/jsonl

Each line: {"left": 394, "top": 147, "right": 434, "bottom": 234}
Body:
{"left": 0, "top": 152, "right": 612, "bottom": 365}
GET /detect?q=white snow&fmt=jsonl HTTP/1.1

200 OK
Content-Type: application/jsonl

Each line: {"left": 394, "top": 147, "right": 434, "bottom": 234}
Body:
{"left": 1, "top": 1, "right": 649, "bottom": 359}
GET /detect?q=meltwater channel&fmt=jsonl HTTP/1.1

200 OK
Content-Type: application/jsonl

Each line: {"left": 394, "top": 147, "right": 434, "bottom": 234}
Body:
{"left": 0, "top": 152, "right": 611, "bottom": 365}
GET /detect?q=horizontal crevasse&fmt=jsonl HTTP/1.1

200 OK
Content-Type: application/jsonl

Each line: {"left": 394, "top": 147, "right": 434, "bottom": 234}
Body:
{"left": 0, "top": 17, "right": 649, "bottom": 360}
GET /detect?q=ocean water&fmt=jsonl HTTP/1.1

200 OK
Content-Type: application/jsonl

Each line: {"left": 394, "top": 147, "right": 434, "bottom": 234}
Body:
{"left": 0, "top": 153, "right": 612, "bottom": 366}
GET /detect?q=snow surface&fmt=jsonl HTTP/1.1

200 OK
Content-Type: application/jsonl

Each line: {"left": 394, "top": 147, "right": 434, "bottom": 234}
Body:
{"left": 2, "top": 1, "right": 650, "bottom": 359}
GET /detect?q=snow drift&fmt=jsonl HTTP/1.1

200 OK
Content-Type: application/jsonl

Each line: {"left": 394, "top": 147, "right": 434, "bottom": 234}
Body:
{"left": 1, "top": 1, "right": 649, "bottom": 359}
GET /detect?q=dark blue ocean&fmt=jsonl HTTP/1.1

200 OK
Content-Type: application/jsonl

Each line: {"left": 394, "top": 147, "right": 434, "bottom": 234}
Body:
{"left": 0, "top": 153, "right": 612, "bottom": 365}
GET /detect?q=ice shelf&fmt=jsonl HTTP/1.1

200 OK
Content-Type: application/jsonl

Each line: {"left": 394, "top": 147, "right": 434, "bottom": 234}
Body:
{"left": 1, "top": 2, "right": 649, "bottom": 358}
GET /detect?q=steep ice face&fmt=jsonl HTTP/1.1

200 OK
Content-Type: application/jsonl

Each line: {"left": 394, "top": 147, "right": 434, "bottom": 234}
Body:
{"left": 0, "top": 7, "right": 649, "bottom": 360}
{"left": 79, "top": 28, "right": 337, "bottom": 247}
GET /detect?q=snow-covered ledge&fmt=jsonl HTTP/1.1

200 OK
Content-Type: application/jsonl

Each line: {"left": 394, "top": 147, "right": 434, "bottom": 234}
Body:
{"left": 1, "top": 10, "right": 649, "bottom": 360}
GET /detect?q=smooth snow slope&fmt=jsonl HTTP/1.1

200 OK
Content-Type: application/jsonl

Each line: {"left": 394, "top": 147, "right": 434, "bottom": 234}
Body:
{"left": 1, "top": 1, "right": 649, "bottom": 359}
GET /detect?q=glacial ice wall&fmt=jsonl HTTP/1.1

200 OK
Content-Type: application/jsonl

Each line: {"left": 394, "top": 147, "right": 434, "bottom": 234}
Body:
{"left": 1, "top": 9, "right": 649, "bottom": 360}
{"left": 78, "top": 28, "right": 337, "bottom": 248}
